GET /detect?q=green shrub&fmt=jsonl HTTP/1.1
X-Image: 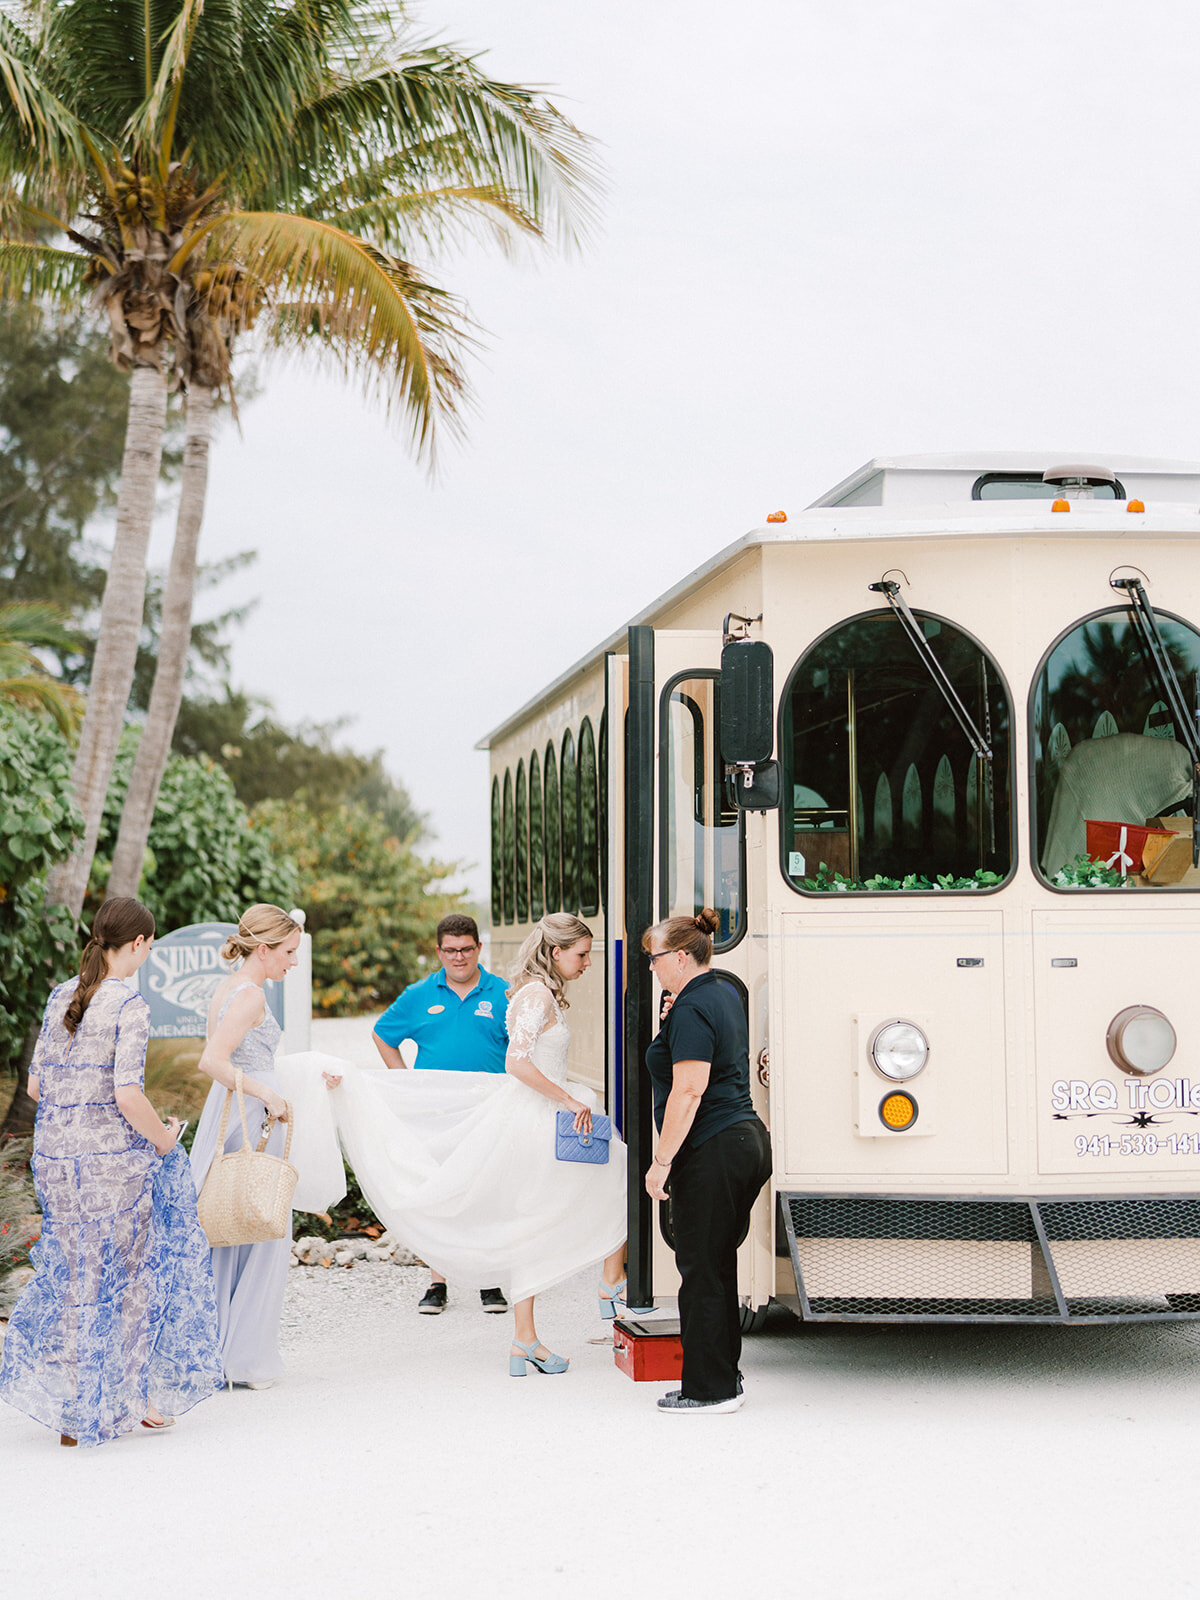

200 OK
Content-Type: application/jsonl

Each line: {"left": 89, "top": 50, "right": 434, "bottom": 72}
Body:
{"left": 0, "top": 1137, "right": 38, "bottom": 1282}
{"left": 0, "top": 705, "right": 80, "bottom": 1067}
{"left": 256, "top": 799, "right": 466, "bottom": 1014}
{"left": 87, "top": 731, "right": 298, "bottom": 928}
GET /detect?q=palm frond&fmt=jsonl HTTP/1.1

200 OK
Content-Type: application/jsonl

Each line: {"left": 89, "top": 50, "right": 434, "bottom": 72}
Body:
{"left": 176, "top": 209, "right": 471, "bottom": 452}
{"left": 244, "top": 43, "right": 600, "bottom": 249}
{"left": 0, "top": 673, "right": 83, "bottom": 738}
{"left": 0, "top": 239, "right": 87, "bottom": 303}
{"left": 0, "top": 602, "right": 87, "bottom": 656}
{"left": 0, "top": 16, "right": 85, "bottom": 168}
{"left": 318, "top": 183, "right": 542, "bottom": 259}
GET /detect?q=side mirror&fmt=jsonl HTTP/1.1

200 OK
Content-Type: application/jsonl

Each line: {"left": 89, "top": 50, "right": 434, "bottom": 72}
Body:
{"left": 720, "top": 639, "right": 774, "bottom": 766}
{"left": 732, "top": 759, "right": 781, "bottom": 811}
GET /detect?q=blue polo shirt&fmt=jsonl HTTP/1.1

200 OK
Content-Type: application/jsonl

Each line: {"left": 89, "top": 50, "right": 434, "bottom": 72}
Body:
{"left": 373, "top": 966, "right": 509, "bottom": 1073}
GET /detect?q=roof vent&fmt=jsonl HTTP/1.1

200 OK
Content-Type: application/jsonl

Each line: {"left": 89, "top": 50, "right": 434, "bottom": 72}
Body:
{"left": 1042, "top": 463, "right": 1117, "bottom": 502}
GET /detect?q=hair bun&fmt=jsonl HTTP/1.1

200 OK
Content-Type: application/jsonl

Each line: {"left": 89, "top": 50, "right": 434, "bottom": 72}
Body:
{"left": 694, "top": 908, "right": 720, "bottom": 936}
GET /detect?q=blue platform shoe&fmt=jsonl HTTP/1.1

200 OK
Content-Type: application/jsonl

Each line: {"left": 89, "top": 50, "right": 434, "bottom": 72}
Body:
{"left": 509, "top": 1339, "right": 569, "bottom": 1376}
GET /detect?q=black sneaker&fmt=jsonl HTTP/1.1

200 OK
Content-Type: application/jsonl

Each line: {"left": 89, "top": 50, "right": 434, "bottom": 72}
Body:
{"left": 418, "top": 1283, "right": 448, "bottom": 1314}
{"left": 480, "top": 1287, "right": 508, "bottom": 1313}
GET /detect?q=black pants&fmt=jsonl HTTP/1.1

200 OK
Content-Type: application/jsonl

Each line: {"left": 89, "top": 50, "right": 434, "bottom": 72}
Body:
{"left": 670, "top": 1118, "right": 772, "bottom": 1403}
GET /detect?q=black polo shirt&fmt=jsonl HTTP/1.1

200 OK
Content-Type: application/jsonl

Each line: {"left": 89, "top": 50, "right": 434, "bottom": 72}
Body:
{"left": 644, "top": 971, "right": 757, "bottom": 1152}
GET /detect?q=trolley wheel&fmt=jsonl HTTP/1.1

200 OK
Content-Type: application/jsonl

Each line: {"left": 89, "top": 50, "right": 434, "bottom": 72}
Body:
{"left": 739, "top": 1300, "right": 771, "bottom": 1334}
{"left": 1166, "top": 1294, "right": 1200, "bottom": 1312}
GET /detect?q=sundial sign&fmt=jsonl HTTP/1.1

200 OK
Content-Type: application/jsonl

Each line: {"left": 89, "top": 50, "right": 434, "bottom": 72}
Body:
{"left": 135, "top": 922, "right": 284, "bottom": 1039}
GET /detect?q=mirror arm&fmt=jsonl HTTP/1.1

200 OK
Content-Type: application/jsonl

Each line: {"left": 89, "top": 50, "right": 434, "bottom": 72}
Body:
{"left": 723, "top": 612, "right": 763, "bottom": 644}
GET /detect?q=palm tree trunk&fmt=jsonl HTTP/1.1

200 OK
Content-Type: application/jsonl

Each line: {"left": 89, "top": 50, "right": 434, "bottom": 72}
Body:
{"left": 108, "top": 383, "right": 216, "bottom": 899}
{"left": 45, "top": 363, "right": 169, "bottom": 918}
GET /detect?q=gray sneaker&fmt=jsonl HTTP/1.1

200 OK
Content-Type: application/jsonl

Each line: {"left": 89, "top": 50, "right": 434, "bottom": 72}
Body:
{"left": 657, "top": 1392, "right": 744, "bottom": 1414}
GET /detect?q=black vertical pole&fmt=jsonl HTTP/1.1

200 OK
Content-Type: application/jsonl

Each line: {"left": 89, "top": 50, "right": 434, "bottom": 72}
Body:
{"left": 624, "top": 624, "right": 656, "bottom": 1311}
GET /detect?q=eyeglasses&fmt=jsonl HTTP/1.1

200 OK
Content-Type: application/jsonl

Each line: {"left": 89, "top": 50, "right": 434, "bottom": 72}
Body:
{"left": 646, "top": 950, "right": 675, "bottom": 966}
{"left": 438, "top": 945, "right": 479, "bottom": 959}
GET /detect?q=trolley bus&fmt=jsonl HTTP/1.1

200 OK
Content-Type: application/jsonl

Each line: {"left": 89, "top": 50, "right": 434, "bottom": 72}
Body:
{"left": 478, "top": 452, "right": 1200, "bottom": 1328}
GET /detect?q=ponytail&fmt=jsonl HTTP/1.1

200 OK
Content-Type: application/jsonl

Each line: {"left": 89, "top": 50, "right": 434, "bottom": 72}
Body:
{"left": 63, "top": 897, "right": 155, "bottom": 1036}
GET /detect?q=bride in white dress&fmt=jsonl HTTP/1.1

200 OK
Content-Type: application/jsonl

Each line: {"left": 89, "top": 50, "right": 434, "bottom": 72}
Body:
{"left": 320, "top": 914, "right": 627, "bottom": 1375}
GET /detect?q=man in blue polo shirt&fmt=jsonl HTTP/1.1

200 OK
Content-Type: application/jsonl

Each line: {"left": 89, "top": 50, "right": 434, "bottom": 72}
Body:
{"left": 372, "top": 913, "right": 510, "bottom": 1315}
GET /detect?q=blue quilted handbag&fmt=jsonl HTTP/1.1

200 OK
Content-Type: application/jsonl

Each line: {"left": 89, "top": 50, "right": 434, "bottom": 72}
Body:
{"left": 555, "top": 1109, "right": 612, "bottom": 1165}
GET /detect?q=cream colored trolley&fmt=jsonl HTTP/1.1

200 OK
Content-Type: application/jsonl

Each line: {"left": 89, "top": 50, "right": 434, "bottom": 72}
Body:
{"left": 479, "top": 454, "right": 1200, "bottom": 1327}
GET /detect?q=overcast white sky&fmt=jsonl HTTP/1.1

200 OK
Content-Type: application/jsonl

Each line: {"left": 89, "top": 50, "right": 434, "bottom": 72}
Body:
{"left": 146, "top": 0, "right": 1200, "bottom": 899}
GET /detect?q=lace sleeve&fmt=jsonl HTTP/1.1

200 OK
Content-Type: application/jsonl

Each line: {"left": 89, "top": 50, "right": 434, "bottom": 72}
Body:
{"left": 113, "top": 993, "right": 151, "bottom": 1090}
{"left": 505, "top": 983, "right": 556, "bottom": 1059}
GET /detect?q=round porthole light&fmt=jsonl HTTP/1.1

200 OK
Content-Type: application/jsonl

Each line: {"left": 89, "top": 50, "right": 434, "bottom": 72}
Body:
{"left": 869, "top": 1020, "right": 929, "bottom": 1081}
{"left": 1106, "top": 1006, "right": 1177, "bottom": 1077}
{"left": 879, "top": 1092, "right": 918, "bottom": 1131}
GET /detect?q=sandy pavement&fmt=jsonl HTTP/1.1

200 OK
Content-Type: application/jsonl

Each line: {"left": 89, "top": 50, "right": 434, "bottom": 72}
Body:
{"left": 6, "top": 1015, "right": 1200, "bottom": 1598}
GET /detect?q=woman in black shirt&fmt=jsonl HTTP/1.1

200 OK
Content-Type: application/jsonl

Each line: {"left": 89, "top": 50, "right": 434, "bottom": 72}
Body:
{"left": 642, "top": 910, "right": 771, "bottom": 1414}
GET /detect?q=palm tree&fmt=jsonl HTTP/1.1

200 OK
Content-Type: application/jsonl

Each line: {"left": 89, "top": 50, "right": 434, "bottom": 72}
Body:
{"left": 0, "top": 0, "right": 595, "bottom": 915}
{"left": 0, "top": 601, "right": 83, "bottom": 736}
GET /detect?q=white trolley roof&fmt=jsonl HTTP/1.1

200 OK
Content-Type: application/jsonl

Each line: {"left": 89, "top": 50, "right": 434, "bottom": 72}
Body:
{"left": 476, "top": 453, "right": 1200, "bottom": 750}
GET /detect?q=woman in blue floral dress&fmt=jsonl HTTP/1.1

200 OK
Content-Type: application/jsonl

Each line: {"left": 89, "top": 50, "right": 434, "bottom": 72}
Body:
{"left": 0, "top": 897, "right": 222, "bottom": 1447}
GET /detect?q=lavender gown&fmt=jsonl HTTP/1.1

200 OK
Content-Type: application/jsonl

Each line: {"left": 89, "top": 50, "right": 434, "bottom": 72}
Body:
{"left": 189, "top": 983, "right": 291, "bottom": 1385}
{"left": 0, "top": 978, "right": 222, "bottom": 1445}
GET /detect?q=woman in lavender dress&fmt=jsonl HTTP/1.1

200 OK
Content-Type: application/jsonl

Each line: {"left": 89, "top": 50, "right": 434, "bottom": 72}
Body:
{"left": 0, "top": 898, "right": 222, "bottom": 1447}
{"left": 190, "top": 903, "right": 301, "bottom": 1390}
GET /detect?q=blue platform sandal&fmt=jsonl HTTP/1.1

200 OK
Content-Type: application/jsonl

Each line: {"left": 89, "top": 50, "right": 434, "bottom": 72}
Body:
{"left": 509, "top": 1339, "right": 569, "bottom": 1376}
{"left": 598, "top": 1277, "right": 627, "bottom": 1322}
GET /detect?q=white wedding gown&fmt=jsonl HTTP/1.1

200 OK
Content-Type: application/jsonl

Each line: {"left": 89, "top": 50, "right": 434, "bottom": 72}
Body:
{"left": 276, "top": 982, "right": 627, "bottom": 1302}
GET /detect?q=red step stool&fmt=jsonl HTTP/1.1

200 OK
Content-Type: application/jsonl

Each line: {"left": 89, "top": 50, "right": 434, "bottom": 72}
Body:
{"left": 612, "top": 1317, "right": 684, "bottom": 1382}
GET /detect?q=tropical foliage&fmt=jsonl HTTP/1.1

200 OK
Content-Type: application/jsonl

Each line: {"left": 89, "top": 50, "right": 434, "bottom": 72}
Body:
{"left": 257, "top": 799, "right": 464, "bottom": 1013}
{"left": 0, "top": 1137, "right": 37, "bottom": 1290}
{"left": 0, "top": 0, "right": 596, "bottom": 914}
{"left": 0, "top": 703, "right": 80, "bottom": 1069}
{"left": 174, "top": 688, "right": 423, "bottom": 840}
{"left": 88, "top": 730, "right": 297, "bottom": 930}
{"left": 0, "top": 601, "right": 83, "bottom": 735}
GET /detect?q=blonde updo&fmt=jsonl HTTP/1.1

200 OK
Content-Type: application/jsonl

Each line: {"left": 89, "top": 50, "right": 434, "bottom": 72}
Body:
{"left": 222, "top": 903, "right": 302, "bottom": 965}
{"left": 507, "top": 913, "right": 592, "bottom": 1010}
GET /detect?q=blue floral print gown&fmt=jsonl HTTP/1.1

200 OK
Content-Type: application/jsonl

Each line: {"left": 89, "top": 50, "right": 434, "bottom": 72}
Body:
{"left": 0, "top": 977, "right": 223, "bottom": 1445}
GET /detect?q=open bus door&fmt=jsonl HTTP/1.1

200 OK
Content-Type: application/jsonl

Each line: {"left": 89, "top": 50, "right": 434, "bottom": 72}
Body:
{"left": 614, "top": 624, "right": 767, "bottom": 1314}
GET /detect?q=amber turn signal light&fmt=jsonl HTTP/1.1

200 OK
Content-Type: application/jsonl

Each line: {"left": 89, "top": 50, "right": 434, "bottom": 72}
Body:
{"left": 766, "top": 510, "right": 787, "bottom": 523}
{"left": 1127, "top": 499, "right": 1145, "bottom": 513}
{"left": 1051, "top": 498, "right": 1070, "bottom": 512}
{"left": 879, "top": 1091, "right": 918, "bottom": 1130}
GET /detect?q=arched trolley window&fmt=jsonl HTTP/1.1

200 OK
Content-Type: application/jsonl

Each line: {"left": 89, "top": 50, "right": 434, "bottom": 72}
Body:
{"left": 561, "top": 728, "right": 579, "bottom": 914}
{"left": 528, "top": 750, "right": 544, "bottom": 922}
{"left": 1031, "top": 604, "right": 1200, "bottom": 889}
{"left": 659, "top": 671, "right": 745, "bottom": 948}
{"left": 501, "top": 769, "right": 515, "bottom": 925}
{"left": 579, "top": 718, "right": 600, "bottom": 917}
{"left": 490, "top": 776, "right": 502, "bottom": 925}
{"left": 780, "top": 610, "right": 1013, "bottom": 893}
{"left": 543, "top": 742, "right": 562, "bottom": 913}
{"left": 515, "top": 760, "right": 529, "bottom": 923}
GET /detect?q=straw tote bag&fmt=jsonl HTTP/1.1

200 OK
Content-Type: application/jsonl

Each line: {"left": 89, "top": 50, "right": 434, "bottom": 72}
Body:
{"left": 197, "top": 1070, "right": 298, "bottom": 1247}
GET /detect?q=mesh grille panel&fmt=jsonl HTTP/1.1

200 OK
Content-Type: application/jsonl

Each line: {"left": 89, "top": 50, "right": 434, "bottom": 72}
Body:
{"left": 783, "top": 1194, "right": 1200, "bottom": 1322}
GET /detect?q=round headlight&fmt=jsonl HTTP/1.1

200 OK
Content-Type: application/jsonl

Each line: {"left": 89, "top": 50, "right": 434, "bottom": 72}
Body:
{"left": 870, "top": 1020, "right": 929, "bottom": 1081}
{"left": 1107, "top": 1006, "right": 1176, "bottom": 1077}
